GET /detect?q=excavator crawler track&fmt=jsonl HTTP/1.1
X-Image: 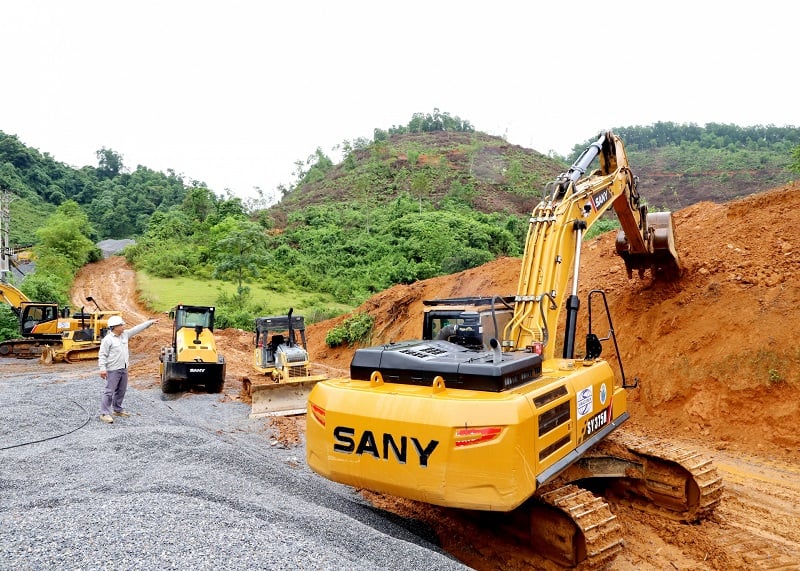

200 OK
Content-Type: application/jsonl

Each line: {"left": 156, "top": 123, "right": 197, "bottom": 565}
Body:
{"left": 593, "top": 431, "right": 724, "bottom": 521}
{"left": 494, "top": 484, "right": 623, "bottom": 569}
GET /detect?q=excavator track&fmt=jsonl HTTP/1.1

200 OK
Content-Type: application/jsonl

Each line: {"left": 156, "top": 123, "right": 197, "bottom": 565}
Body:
{"left": 489, "top": 484, "right": 623, "bottom": 569}
{"left": 534, "top": 485, "right": 624, "bottom": 569}
{"left": 586, "top": 431, "right": 724, "bottom": 522}
{"left": 0, "top": 339, "right": 53, "bottom": 359}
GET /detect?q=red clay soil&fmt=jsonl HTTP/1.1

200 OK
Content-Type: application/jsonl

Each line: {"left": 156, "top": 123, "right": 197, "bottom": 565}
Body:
{"left": 69, "top": 183, "right": 800, "bottom": 570}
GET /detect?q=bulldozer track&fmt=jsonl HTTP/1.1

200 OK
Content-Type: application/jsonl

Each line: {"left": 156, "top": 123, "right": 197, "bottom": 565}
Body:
{"left": 604, "top": 431, "right": 724, "bottom": 521}
{"left": 63, "top": 349, "right": 100, "bottom": 363}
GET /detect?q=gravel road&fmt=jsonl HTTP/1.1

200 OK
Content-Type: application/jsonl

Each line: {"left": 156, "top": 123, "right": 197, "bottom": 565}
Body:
{"left": 0, "top": 360, "right": 470, "bottom": 570}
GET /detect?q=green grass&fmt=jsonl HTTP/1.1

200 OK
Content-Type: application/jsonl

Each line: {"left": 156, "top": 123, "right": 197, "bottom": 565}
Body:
{"left": 136, "top": 272, "right": 354, "bottom": 318}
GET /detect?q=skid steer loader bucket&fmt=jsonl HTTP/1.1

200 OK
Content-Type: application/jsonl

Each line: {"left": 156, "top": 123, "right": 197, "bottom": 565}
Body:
{"left": 247, "top": 376, "right": 326, "bottom": 418}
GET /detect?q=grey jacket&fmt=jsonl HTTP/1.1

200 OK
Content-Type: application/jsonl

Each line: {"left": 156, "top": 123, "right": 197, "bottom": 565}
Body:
{"left": 98, "top": 320, "right": 156, "bottom": 372}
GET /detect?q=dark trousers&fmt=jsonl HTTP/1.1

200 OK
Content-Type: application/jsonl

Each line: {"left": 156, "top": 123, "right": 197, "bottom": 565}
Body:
{"left": 100, "top": 368, "right": 128, "bottom": 415}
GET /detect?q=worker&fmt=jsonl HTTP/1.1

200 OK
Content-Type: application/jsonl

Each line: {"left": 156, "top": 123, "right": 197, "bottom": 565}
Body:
{"left": 97, "top": 314, "right": 159, "bottom": 424}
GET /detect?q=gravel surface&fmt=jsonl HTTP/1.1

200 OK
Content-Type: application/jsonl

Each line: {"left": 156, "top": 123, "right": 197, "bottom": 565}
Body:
{"left": 0, "top": 362, "right": 470, "bottom": 570}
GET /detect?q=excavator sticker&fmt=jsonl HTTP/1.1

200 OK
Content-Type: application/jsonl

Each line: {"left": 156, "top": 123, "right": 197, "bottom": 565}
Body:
{"left": 583, "top": 405, "right": 612, "bottom": 440}
{"left": 577, "top": 387, "right": 593, "bottom": 418}
{"left": 590, "top": 188, "right": 612, "bottom": 211}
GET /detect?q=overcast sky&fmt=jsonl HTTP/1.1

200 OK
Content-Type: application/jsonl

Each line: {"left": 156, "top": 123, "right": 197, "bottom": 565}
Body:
{"left": 1, "top": 1, "right": 796, "bottom": 203}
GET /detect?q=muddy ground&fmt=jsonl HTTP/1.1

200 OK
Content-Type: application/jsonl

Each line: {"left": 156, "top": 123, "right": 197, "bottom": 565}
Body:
{"left": 61, "top": 183, "right": 800, "bottom": 570}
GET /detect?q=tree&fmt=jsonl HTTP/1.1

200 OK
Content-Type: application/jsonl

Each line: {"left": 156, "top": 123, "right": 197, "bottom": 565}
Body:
{"left": 35, "top": 201, "right": 97, "bottom": 271}
{"left": 791, "top": 145, "right": 800, "bottom": 175}
{"left": 96, "top": 147, "right": 124, "bottom": 179}
{"left": 210, "top": 218, "right": 266, "bottom": 306}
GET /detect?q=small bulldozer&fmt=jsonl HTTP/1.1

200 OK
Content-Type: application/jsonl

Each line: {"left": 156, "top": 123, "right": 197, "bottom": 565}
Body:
{"left": 241, "top": 308, "right": 326, "bottom": 417}
{"left": 40, "top": 297, "right": 122, "bottom": 364}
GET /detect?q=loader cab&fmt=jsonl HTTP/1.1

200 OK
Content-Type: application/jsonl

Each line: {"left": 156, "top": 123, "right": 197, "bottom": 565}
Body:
{"left": 170, "top": 305, "right": 215, "bottom": 336}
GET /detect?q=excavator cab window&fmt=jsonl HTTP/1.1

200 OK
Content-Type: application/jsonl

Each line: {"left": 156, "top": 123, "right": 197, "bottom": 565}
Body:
{"left": 20, "top": 304, "right": 58, "bottom": 335}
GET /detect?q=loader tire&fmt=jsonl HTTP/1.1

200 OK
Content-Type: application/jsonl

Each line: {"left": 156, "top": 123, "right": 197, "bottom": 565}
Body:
{"left": 206, "top": 378, "right": 224, "bottom": 394}
{"left": 161, "top": 376, "right": 181, "bottom": 394}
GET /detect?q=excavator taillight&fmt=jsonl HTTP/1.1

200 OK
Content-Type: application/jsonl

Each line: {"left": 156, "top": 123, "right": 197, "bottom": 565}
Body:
{"left": 454, "top": 426, "right": 502, "bottom": 447}
{"left": 310, "top": 402, "right": 326, "bottom": 427}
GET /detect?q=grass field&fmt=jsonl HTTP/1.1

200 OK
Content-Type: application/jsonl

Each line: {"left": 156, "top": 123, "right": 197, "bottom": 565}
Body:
{"left": 135, "top": 272, "right": 353, "bottom": 322}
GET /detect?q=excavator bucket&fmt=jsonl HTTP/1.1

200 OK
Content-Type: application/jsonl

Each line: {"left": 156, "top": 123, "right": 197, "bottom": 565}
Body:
{"left": 246, "top": 376, "right": 326, "bottom": 418}
{"left": 616, "top": 211, "right": 682, "bottom": 279}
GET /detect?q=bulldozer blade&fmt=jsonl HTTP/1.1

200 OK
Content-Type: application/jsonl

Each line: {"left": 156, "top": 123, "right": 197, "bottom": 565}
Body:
{"left": 40, "top": 346, "right": 54, "bottom": 365}
{"left": 248, "top": 377, "right": 325, "bottom": 418}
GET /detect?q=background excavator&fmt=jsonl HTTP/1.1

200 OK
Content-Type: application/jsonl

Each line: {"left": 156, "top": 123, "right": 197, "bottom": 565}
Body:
{"left": 40, "top": 304, "right": 123, "bottom": 364}
{"left": 0, "top": 283, "right": 115, "bottom": 360}
{"left": 305, "top": 132, "right": 723, "bottom": 568}
{"left": 242, "top": 308, "right": 327, "bottom": 417}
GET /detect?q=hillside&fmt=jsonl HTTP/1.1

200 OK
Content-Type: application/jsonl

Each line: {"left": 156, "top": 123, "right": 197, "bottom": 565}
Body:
{"left": 304, "top": 182, "right": 800, "bottom": 460}
{"left": 66, "top": 182, "right": 800, "bottom": 569}
{"left": 272, "top": 129, "right": 797, "bottom": 221}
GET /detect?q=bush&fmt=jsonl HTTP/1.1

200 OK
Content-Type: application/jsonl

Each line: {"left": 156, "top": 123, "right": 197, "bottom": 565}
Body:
{"left": 0, "top": 305, "right": 20, "bottom": 342}
{"left": 325, "top": 312, "right": 374, "bottom": 348}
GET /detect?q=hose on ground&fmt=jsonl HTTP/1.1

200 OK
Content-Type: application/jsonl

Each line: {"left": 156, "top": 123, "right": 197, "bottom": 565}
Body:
{"left": 0, "top": 399, "right": 91, "bottom": 450}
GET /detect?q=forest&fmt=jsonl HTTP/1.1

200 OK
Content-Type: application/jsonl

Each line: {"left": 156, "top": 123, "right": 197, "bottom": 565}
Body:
{"left": 1, "top": 111, "right": 799, "bottom": 336}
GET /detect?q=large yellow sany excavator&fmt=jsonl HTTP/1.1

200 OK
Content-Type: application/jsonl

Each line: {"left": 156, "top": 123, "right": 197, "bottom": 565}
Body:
{"left": 306, "top": 132, "right": 723, "bottom": 568}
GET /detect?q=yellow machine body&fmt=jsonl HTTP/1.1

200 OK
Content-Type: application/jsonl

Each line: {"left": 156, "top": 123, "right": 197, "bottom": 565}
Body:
{"left": 308, "top": 358, "right": 625, "bottom": 511}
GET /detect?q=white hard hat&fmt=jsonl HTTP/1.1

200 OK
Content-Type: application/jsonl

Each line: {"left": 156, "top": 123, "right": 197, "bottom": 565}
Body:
{"left": 107, "top": 315, "right": 125, "bottom": 327}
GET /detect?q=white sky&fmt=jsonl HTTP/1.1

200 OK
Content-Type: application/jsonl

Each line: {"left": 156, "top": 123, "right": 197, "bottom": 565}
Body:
{"left": 1, "top": 1, "right": 796, "bottom": 203}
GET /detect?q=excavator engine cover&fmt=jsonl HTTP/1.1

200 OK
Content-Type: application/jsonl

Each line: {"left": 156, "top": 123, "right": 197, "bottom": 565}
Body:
{"left": 350, "top": 340, "right": 542, "bottom": 392}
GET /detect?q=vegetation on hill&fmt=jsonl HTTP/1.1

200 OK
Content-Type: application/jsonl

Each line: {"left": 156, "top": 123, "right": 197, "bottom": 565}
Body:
{"left": 1, "top": 112, "right": 798, "bottom": 330}
{"left": 572, "top": 122, "right": 800, "bottom": 210}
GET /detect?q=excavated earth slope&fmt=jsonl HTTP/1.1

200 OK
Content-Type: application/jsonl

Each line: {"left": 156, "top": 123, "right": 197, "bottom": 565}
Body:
{"left": 69, "top": 183, "right": 800, "bottom": 570}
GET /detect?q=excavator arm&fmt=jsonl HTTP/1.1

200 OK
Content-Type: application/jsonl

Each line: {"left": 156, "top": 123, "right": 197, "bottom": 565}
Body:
{"left": 504, "top": 131, "right": 680, "bottom": 360}
{"left": 0, "top": 282, "right": 30, "bottom": 316}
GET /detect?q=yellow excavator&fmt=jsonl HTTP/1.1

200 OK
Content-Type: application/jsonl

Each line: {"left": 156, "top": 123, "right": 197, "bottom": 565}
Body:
{"left": 242, "top": 309, "right": 326, "bottom": 417}
{"left": 0, "top": 283, "right": 115, "bottom": 359}
{"left": 306, "top": 132, "right": 723, "bottom": 568}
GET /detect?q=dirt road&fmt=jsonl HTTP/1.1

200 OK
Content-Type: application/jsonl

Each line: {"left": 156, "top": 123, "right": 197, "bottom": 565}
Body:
{"left": 61, "top": 184, "right": 800, "bottom": 570}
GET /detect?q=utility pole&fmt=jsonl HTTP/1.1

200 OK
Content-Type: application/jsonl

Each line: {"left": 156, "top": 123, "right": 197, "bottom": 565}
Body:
{"left": 0, "top": 188, "right": 15, "bottom": 284}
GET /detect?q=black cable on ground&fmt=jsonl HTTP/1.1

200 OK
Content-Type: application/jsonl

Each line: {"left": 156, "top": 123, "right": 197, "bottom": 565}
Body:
{"left": 0, "top": 399, "right": 92, "bottom": 450}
